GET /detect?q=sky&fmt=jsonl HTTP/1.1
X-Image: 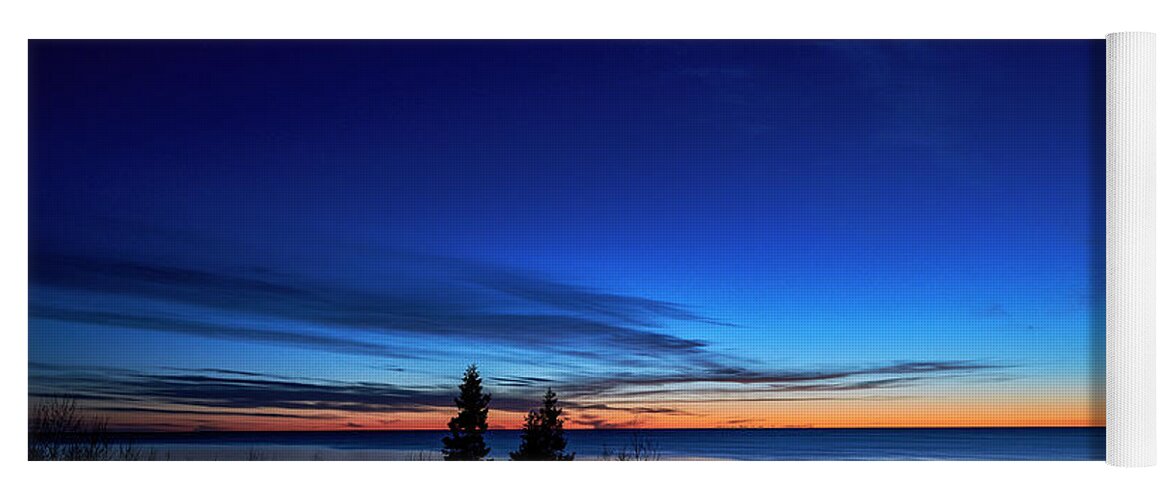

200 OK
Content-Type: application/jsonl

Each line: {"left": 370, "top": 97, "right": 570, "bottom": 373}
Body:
{"left": 29, "top": 40, "right": 1105, "bottom": 431}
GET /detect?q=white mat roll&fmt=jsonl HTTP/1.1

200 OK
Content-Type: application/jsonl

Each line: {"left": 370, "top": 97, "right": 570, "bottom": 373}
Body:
{"left": 1106, "top": 31, "right": 1156, "bottom": 467}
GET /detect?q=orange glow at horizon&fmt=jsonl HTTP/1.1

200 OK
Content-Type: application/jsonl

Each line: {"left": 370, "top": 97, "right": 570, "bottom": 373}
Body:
{"left": 89, "top": 394, "right": 1105, "bottom": 432}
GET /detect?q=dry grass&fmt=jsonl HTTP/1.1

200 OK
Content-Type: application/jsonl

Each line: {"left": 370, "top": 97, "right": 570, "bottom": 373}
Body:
{"left": 28, "top": 398, "right": 144, "bottom": 461}
{"left": 600, "top": 431, "right": 661, "bottom": 461}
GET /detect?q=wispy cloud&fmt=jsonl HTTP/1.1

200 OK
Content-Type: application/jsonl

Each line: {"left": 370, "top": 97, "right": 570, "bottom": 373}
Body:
{"left": 462, "top": 263, "right": 735, "bottom": 328}
{"left": 28, "top": 240, "right": 1015, "bottom": 430}
{"left": 30, "top": 251, "right": 717, "bottom": 363}
{"left": 571, "top": 413, "right": 627, "bottom": 430}
{"left": 91, "top": 407, "right": 343, "bottom": 420}
{"left": 771, "top": 377, "right": 922, "bottom": 392}
{"left": 29, "top": 359, "right": 1008, "bottom": 430}
{"left": 567, "top": 403, "right": 691, "bottom": 415}
{"left": 31, "top": 305, "right": 414, "bottom": 359}
{"left": 554, "top": 361, "right": 1007, "bottom": 398}
{"left": 30, "top": 364, "right": 540, "bottom": 423}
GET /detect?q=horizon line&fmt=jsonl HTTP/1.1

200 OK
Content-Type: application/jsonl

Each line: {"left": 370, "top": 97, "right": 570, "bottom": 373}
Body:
{"left": 105, "top": 424, "right": 1107, "bottom": 434}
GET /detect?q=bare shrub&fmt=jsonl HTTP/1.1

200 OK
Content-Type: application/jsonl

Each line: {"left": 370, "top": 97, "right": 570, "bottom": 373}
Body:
{"left": 601, "top": 431, "right": 661, "bottom": 461}
{"left": 28, "top": 398, "right": 141, "bottom": 461}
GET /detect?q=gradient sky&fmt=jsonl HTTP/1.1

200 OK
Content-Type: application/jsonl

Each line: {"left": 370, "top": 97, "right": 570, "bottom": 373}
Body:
{"left": 29, "top": 40, "right": 1105, "bottom": 431}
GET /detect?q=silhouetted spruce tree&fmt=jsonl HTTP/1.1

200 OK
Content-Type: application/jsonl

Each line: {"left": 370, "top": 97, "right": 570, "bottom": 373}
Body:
{"left": 510, "top": 388, "right": 574, "bottom": 461}
{"left": 442, "top": 364, "right": 491, "bottom": 460}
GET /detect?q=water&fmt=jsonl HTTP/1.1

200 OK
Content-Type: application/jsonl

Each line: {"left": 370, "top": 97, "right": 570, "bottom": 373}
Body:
{"left": 108, "top": 427, "right": 1105, "bottom": 461}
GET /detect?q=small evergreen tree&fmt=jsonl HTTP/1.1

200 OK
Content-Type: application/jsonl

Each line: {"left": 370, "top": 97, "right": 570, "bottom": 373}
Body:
{"left": 510, "top": 388, "right": 574, "bottom": 461}
{"left": 442, "top": 364, "right": 492, "bottom": 461}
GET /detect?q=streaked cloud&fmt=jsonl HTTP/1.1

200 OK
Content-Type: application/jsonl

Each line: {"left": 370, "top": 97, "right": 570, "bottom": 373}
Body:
{"left": 30, "top": 250, "right": 716, "bottom": 363}
{"left": 553, "top": 361, "right": 1007, "bottom": 398}
{"left": 31, "top": 305, "right": 414, "bottom": 359}
{"left": 29, "top": 359, "right": 1008, "bottom": 431}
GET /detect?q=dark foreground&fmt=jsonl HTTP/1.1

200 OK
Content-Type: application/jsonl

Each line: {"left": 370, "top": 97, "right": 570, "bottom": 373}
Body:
{"left": 101, "top": 427, "right": 1105, "bottom": 461}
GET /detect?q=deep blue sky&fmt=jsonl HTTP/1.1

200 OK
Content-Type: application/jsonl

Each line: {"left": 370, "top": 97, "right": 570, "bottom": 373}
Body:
{"left": 29, "top": 40, "right": 1104, "bottom": 430}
